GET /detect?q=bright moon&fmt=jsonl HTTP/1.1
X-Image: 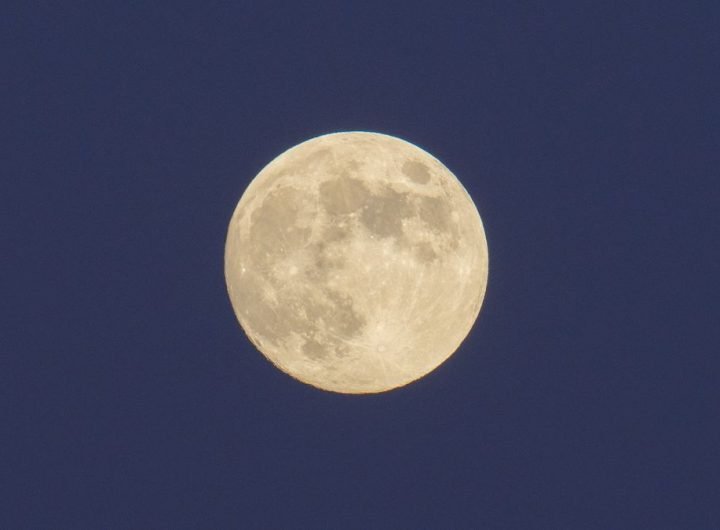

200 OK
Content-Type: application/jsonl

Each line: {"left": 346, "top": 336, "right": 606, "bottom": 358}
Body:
{"left": 225, "top": 132, "right": 488, "bottom": 393}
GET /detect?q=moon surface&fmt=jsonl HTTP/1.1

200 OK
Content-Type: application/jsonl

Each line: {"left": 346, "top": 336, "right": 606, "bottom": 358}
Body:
{"left": 225, "top": 132, "right": 488, "bottom": 393}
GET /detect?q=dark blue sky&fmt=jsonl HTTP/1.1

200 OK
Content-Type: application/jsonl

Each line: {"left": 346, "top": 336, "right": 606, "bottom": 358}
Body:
{"left": 3, "top": 1, "right": 719, "bottom": 528}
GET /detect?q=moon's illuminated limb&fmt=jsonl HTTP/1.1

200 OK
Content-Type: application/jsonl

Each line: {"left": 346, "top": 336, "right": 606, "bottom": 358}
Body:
{"left": 225, "top": 132, "right": 488, "bottom": 393}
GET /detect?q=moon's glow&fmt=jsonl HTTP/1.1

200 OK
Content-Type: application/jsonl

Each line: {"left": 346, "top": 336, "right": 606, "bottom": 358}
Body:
{"left": 225, "top": 132, "right": 488, "bottom": 393}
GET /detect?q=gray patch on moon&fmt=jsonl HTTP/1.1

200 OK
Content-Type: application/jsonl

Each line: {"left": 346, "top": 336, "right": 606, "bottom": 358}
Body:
{"left": 415, "top": 195, "right": 461, "bottom": 249}
{"left": 360, "top": 187, "right": 414, "bottom": 238}
{"left": 402, "top": 160, "right": 431, "bottom": 184}
{"left": 291, "top": 287, "right": 366, "bottom": 362}
{"left": 323, "top": 289, "right": 366, "bottom": 337}
{"left": 304, "top": 242, "right": 345, "bottom": 282}
{"left": 238, "top": 276, "right": 366, "bottom": 360}
{"left": 414, "top": 242, "right": 438, "bottom": 262}
{"left": 248, "top": 186, "right": 311, "bottom": 268}
{"left": 323, "top": 223, "right": 351, "bottom": 242}
{"left": 417, "top": 195, "right": 452, "bottom": 232}
{"left": 302, "top": 336, "right": 328, "bottom": 360}
{"left": 319, "top": 176, "right": 370, "bottom": 215}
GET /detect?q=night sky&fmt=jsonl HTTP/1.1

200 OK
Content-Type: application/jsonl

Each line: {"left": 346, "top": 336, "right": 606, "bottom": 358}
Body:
{"left": 3, "top": 2, "right": 719, "bottom": 528}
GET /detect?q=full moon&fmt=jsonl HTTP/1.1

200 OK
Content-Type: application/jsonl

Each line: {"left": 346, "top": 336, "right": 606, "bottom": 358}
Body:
{"left": 225, "top": 132, "right": 488, "bottom": 393}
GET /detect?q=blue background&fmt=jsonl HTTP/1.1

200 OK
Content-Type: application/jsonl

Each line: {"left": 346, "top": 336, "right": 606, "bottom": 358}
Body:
{"left": 3, "top": 1, "right": 718, "bottom": 528}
